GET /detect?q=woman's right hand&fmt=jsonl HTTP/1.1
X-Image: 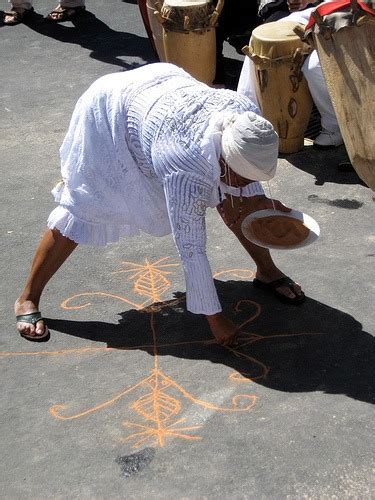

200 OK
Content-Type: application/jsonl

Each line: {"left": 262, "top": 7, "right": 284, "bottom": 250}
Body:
{"left": 206, "top": 313, "right": 240, "bottom": 346}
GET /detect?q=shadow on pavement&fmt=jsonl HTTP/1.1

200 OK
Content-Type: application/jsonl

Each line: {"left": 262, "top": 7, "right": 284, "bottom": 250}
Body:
{"left": 0, "top": 7, "right": 249, "bottom": 87}
{"left": 0, "top": 9, "right": 157, "bottom": 68}
{"left": 283, "top": 145, "right": 366, "bottom": 187}
{"left": 46, "top": 279, "right": 375, "bottom": 406}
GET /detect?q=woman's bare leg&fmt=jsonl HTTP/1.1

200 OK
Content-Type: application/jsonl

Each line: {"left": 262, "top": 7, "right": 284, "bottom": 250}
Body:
{"left": 217, "top": 195, "right": 303, "bottom": 299}
{"left": 15, "top": 228, "right": 78, "bottom": 338}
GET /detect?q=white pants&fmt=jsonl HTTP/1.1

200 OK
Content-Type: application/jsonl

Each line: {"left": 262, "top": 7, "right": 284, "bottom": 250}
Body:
{"left": 237, "top": 6, "right": 339, "bottom": 133}
{"left": 9, "top": 0, "right": 85, "bottom": 9}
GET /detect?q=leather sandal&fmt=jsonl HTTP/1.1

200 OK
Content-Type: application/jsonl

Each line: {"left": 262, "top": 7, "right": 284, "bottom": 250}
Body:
{"left": 253, "top": 277, "right": 305, "bottom": 305}
{"left": 45, "top": 5, "right": 86, "bottom": 22}
{"left": 3, "top": 7, "right": 34, "bottom": 25}
{"left": 16, "top": 311, "right": 50, "bottom": 342}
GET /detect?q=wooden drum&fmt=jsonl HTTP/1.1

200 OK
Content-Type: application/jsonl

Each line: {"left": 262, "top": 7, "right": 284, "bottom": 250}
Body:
{"left": 243, "top": 21, "right": 313, "bottom": 153}
{"left": 159, "top": 0, "right": 223, "bottom": 84}
{"left": 146, "top": 0, "right": 166, "bottom": 60}
{"left": 310, "top": 0, "right": 375, "bottom": 190}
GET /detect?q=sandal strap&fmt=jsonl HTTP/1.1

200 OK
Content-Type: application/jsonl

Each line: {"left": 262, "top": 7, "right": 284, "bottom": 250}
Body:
{"left": 16, "top": 311, "right": 43, "bottom": 325}
{"left": 267, "top": 277, "right": 295, "bottom": 289}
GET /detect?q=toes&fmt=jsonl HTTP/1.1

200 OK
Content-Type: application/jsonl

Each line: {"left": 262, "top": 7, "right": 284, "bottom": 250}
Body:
{"left": 276, "top": 285, "right": 296, "bottom": 299}
{"left": 17, "top": 320, "right": 45, "bottom": 337}
{"left": 35, "top": 320, "right": 46, "bottom": 336}
{"left": 276, "top": 282, "right": 303, "bottom": 299}
{"left": 292, "top": 282, "right": 303, "bottom": 295}
{"left": 17, "top": 321, "right": 35, "bottom": 337}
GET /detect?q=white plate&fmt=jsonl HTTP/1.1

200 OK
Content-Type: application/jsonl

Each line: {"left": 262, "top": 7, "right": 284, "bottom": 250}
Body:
{"left": 241, "top": 209, "right": 320, "bottom": 250}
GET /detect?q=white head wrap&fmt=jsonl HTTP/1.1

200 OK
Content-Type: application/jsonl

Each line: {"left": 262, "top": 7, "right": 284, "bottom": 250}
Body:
{"left": 221, "top": 111, "right": 279, "bottom": 181}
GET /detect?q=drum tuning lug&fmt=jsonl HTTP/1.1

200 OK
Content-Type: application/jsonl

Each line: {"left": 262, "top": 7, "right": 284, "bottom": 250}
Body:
{"left": 312, "top": 10, "right": 325, "bottom": 26}
{"left": 292, "top": 48, "right": 303, "bottom": 65}
{"left": 154, "top": 1, "right": 162, "bottom": 13}
{"left": 293, "top": 25, "right": 305, "bottom": 40}
{"left": 214, "top": 0, "right": 224, "bottom": 17}
{"left": 356, "top": 14, "right": 370, "bottom": 26}
{"left": 312, "top": 10, "right": 333, "bottom": 39}
{"left": 155, "top": 11, "right": 165, "bottom": 24}
{"left": 209, "top": 11, "right": 219, "bottom": 27}
{"left": 350, "top": 0, "right": 359, "bottom": 14}
{"left": 352, "top": 9, "right": 366, "bottom": 26}
{"left": 183, "top": 15, "right": 190, "bottom": 30}
{"left": 241, "top": 45, "right": 250, "bottom": 56}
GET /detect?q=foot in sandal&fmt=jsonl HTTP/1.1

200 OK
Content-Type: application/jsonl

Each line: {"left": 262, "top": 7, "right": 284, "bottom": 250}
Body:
{"left": 3, "top": 7, "right": 34, "bottom": 25}
{"left": 45, "top": 4, "right": 86, "bottom": 22}
{"left": 15, "top": 299, "right": 50, "bottom": 342}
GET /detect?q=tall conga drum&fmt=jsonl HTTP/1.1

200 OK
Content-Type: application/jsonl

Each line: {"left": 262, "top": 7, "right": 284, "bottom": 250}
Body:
{"left": 160, "top": 0, "right": 223, "bottom": 84}
{"left": 146, "top": 0, "right": 166, "bottom": 60}
{"left": 137, "top": 0, "right": 159, "bottom": 57}
{"left": 243, "top": 21, "right": 313, "bottom": 153}
{"left": 307, "top": 0, "right": 375, "bottom": 190}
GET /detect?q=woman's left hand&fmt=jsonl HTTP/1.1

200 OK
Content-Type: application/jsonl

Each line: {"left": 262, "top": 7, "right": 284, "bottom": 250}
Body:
{"left": 250, "top": 195, "right": 292, "bottom": 213}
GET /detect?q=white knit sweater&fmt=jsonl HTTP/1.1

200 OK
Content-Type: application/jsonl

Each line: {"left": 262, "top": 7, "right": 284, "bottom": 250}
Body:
{"left": 48, "top": 63, "right": 264, "bottom": 315}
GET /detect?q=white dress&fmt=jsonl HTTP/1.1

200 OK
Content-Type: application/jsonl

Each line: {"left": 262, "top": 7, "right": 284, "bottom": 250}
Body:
{"left": 48, "top": 63, "right": 264, "bottom": 315}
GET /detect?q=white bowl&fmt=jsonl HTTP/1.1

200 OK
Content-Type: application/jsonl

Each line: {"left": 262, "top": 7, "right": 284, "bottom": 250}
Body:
{"left": 241, "top": 209, "right": 320, "bottom": 250}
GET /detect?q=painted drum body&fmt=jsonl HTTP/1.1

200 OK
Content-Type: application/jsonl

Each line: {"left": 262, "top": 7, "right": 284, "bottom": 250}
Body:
{"left": 312, "top": 9, "right": 375, "bottom": 190}
{"left": 243, "top": 21, "right": 313, "bottom": 154}
{"left": 160, "top": 0, "right": 219, "bottom": 84}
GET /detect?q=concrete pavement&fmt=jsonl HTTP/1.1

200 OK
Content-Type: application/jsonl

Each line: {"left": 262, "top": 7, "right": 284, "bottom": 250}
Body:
{"left": 1, "top": 1, "right": 374, "bottom": 497}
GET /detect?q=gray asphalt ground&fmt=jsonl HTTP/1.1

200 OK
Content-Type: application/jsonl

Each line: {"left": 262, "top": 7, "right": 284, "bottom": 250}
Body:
{"left": 1, "top": 1, "right": 374, "bottom": 498}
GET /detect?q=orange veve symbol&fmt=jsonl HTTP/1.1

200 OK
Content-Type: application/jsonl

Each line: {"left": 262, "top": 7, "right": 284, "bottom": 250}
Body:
{"left": 122, "top": 418, "right": 203, "bottom": 449}
{"left": 113, "top": 257, "right": 179, "bottom": 303}
{"left": 131, "top": 375, "right": 180, "bottom": 423}
{"left": 2, "top": 261, "right": 326, "bottom": 450}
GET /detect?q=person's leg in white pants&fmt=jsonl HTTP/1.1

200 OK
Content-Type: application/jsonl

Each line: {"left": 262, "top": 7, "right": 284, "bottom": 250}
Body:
{"left": 302, "top": 51, "right": 343, "bottom": 148}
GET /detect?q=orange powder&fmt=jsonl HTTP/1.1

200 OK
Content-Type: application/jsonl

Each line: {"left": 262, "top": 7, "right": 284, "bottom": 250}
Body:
{"left": 250, "top": 215, "right": 310, "bottom": 247}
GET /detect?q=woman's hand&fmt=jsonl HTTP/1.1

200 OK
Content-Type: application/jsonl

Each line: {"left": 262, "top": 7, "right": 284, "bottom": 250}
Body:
{"left": 206, "top": 313, "right": 240, "bottom": 346}
{"left": 250, "top": 195, "right": 292, "bottom": 213}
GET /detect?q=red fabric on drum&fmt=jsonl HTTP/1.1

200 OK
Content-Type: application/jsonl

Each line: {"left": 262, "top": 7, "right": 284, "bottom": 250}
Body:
{"left": 305, "top": 0, "right": 375, "bottom": 30}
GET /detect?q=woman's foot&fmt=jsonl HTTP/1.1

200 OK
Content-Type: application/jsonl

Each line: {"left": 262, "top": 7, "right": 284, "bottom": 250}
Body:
{"left": 206, "top": 313, "right": 240, "bottom": 346}
{"left": 15, "top": 299, "right": 49, "bottom": 341}
{"left": 3, "top": 7, "right": 33, "bottom": 25}
{"left": 45, "top": 4, "right": 86, "bottom": 22}
{"left": 254, "top": 268, "right": 304, "bottom": 303}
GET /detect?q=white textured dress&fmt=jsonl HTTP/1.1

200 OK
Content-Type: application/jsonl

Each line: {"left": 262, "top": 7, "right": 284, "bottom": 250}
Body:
{"left": 48, "top": 63, "right": 264, "bottom": 315}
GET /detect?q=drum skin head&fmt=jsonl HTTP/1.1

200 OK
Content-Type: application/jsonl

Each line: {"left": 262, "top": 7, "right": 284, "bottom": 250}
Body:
{"left": 164, "top": 0, "right": 209, "bottom": 6}
{"left": 252, "top": 21, "right": 305, "bottom": 42}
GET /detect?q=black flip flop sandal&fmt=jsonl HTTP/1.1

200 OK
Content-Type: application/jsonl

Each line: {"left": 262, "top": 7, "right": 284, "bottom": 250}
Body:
{"left": 45, "top": 6, "right": 86, "bottom": 22}
{"left": 3, "top": 7, "right": 34, "bottom": 25}
{"left": 16, "top": 312, "right": 50, "bottom": 342}
{"left": 253, "top": 277, "right": 305, "bottom": 305}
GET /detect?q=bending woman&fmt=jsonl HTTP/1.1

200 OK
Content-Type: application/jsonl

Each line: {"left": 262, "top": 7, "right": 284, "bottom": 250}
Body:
{"left": 15, "top": 63, "right": 304, "bottom": 346}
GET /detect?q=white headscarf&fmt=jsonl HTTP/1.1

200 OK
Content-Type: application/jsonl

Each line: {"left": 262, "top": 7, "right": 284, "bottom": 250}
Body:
{"left": 221, "top": 111, "right": 279, "bottom": 181}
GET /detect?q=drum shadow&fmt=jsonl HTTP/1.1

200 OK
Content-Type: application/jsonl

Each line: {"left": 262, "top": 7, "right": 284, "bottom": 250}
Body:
{"left": 19, "top": 9, "right": 157, "bottom": 68}
{"left": 282, "top": 144, "right": 367, "bottom": 186}
{"left": 46, "top": 279, "right": 375, "bottom": 405}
